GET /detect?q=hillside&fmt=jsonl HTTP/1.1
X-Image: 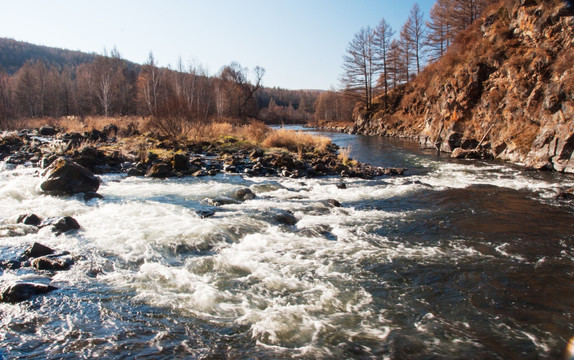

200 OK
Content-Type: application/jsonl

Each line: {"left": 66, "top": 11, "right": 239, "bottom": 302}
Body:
{"left": 0, "top": 38, "right": 101, "bottom": 74}
{"left": 354, "top": 0, "right": 574, "bottom": 172}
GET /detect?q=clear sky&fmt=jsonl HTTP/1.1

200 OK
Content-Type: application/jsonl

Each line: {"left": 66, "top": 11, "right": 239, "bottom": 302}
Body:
{"left": 0, "top": 0, "right": 434, "bottom": 90}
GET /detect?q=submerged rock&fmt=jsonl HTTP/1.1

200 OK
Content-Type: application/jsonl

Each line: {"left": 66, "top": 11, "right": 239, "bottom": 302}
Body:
{"left": 0, "top": 224, "right": 39, "bottom": 237}
{"left": 232, "top": 188, "right": 256, "bottom": 202}
{"left": 272, "top": 209, "right": 298, "bottom": 226}
{"left": 84, "top": 191, "right": 104, "bottom": 201}
{"left": 207, "top": 197, "right": 241, "bottom": 206}
{"left": 0, "top": 282, "right": 57, "bottom": 303}
{"left": 40, "top": 157, "right": 100, "bottom": 196}
{"left": 31, "top": 256, "right": 73, "bottom": 271}
{"left": 196, "top": 209, "right": 216, "bottom": 219}
{"left": 40, "top": 216, "right": 81, "bottom": 235}
{"left": 326, "top": 199, "right": 342, "bottom": 208}
{"left": 0, "top": 259, "right": 22, "bottom": 270}
{"left": 126, "top": 168, "right": 146, "bottom": 177}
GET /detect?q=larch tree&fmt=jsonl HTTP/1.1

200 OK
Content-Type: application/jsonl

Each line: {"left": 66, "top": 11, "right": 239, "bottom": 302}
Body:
{"left": 341, "top": 26, "right": 378, "bottom": 111}
{"left": 387, "top": 39, "right": 402, "bottom": 89}
{"left": 399, "top": 19, "right": 414, "bottom": 83}
{"left": 374, "top": 18, "right": 395, "bottom": 104}
{"left": 405, "top": 3, "right": 426, "bottom": 76}
{"left": 450, "top": 0, "right": 488, "bottom": 33}
{"left": 426, "top": 0, "right": 453, "bottom": 63}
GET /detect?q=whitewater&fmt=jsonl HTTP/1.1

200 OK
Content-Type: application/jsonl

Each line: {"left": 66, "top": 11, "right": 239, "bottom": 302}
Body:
{"left": 1, "top": 129, "right": 574, "bottom": 359}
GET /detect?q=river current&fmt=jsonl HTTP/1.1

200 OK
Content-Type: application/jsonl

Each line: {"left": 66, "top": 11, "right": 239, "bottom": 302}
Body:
{"left": 1, "top": 128, "right": 574, "bottom": 359}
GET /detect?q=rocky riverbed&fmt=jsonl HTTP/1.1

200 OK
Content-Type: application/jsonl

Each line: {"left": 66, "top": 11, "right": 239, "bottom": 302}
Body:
{"left": 0, "top": 125, "right": 405, "bottom": 305}
{"left": 1, "top": 125, "right": 405, "bottom": 183}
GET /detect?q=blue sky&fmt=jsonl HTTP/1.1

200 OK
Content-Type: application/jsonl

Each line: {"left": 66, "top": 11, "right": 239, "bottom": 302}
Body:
{"left": 0, "top": 0, "right": 434, "bottom": 90}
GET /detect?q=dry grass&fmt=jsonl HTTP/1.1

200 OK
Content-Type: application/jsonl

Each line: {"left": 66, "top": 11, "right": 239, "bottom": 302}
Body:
{"left": 188, "top": 120, "right": 270, "bottom": 144}
{"left": 338, "top": 145, "right": 352, "bottom": 165}
{"left": 8, "top": 116, "right": 333, "bottom": 155}
{"left": 261, "top": 129, "right": 331, "bottom": 153}
{"left": 14, "top": 116, "right": 150, "bottom": 135}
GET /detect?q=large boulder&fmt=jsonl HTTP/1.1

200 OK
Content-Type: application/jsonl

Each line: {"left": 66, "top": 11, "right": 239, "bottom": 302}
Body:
{"left": 0, "top": 282, "right": 57, "bottom": 303}
{"left": 145, "top": 162, "right": 173, "bottom": 178}
{"left": 40, "top": 157, "right": 100, "bottom": 196}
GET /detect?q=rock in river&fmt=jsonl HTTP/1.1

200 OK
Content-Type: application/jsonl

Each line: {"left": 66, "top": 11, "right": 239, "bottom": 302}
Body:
{"left": 31, "top": 256, "right": 73, "bottom": 271}
{"left": 23, "top": 242, "right": 54, "bottom": 258}
{"left": 0, "top": 282, "right": 57, "bottom": 303}
{"left": 40, "top": 157, "right": 100, "bottom": 196}
{"left": 231, "top": 188, "right": 256, "bottom": 201}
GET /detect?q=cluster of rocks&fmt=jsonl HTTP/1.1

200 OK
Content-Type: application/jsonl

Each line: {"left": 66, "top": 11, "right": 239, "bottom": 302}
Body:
{"left": 1, "top": 213, "right": 80, "bottom": 303}
{"left": 0, "top": 241, "right": 74, "bottom": 303}
{"left": 1, "top": 126, "right": 406, "bottom": 183}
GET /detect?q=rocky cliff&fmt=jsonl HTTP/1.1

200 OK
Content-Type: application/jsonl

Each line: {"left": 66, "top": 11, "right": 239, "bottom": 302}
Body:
{"left": 354, "top": 0, "right": 574, "bottom": 172}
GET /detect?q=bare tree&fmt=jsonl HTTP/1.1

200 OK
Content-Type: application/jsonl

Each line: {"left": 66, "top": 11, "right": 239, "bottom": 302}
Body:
{"left": 399, "top": 20, "right": 414, "bottom": 83}
{"left": 426, "top": 0, "right": 453, "bottom": 63}
{"left": 405, "top": 3, "right": 426, "bottom": 76}
{"left": 387, "top": 39, "right": 402, "bottom": 89}
{"left": 374, "top": 18, "right": 395, "bottom": 104}
{"left": 14, "top": 61, "right": 40, "bottom": 117}
{"left": 219, "top": 62, "right": 265, "bottom": 120}
{"left": 137, "top": 52, "right": 162, "bottom": 116}
{"left": 341, "top": 27, "right": 378, "bottom": 111}
{"left": 450, "top": 0, "right": 487, "bottom": 32}
{"left": 0, "top": 71, "right": 13, "bottom": 127}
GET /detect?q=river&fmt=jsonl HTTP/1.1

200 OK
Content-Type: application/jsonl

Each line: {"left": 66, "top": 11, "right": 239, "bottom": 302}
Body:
{"left": 1, "top": 127, "right": 574, "bottom": 359}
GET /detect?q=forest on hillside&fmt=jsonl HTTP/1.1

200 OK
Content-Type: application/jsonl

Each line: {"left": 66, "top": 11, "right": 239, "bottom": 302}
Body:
{"left": 0, "top": 38, "right": 318, "bottom": 130}
{"left": 329, "top": 0, "right": 501, "bottom": 120}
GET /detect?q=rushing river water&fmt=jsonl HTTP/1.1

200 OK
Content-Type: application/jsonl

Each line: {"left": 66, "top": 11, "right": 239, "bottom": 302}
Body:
{"left": 1, "top": 128, "right": 574, "bottom": 359}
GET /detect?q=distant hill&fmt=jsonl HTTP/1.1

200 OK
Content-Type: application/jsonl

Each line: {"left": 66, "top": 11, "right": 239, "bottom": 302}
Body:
{"left": 0, "top": 37, "right": 319, "bottom": 125}
{"left": 0, "top": 37, "right": 131, "bottom": 73}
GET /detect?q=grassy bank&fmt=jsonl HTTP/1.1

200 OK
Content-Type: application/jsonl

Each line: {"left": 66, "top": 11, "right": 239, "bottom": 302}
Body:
{"left": 9, "top": 116, "right": 333, "bottom": 155}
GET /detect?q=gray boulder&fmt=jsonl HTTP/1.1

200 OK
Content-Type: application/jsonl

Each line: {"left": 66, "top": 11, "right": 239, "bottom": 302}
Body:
{"left": 232, "top": 188, "right": 256, "bottom": 201}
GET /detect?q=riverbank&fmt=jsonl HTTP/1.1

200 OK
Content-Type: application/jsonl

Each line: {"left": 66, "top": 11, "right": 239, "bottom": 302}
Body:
{"left": 0, "top": 120, "right": 405, "bottom": 184}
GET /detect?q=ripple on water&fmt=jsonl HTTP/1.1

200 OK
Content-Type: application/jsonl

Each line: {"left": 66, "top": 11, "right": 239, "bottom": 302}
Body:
{"left": 1, "top": 146, "right": 574, "bottom": 358}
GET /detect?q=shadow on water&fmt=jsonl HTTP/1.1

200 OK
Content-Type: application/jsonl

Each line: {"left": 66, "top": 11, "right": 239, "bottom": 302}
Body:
{"left": 354, "top": 184, "right": 574, "bottom": 359}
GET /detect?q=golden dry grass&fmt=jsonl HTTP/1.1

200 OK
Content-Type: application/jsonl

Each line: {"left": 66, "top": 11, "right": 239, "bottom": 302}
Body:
{"left": 338, "top": 145, "right": 352, "bottom": 164}
{"left": 261, "top": 128, "right": 331, "bottom": 153}
{"left": 9, "top": 116, "right": 333, "bottom": 154}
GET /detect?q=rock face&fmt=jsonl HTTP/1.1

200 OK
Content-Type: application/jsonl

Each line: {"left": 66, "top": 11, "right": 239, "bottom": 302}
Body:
{"left": 353, "top": 0, "right": 574, "bottom": 172}
{"left": 40, "top": 157, "right": 100, "bottom": 195}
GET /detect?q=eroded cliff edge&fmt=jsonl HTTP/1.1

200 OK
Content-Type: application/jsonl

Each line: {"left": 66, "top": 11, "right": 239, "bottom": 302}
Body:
{"left": 354, "top": 0, "right": 574, "bottom": 172}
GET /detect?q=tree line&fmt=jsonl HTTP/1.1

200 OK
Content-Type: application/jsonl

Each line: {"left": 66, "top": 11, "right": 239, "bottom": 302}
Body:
{"left": 0, "top": 43, "right": 318, "bottom": 132}
{"left": 338, "top": 0, "right": 494, "bottom": 114}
